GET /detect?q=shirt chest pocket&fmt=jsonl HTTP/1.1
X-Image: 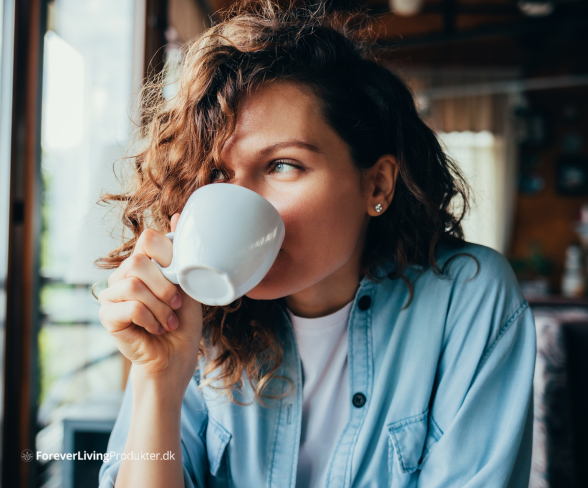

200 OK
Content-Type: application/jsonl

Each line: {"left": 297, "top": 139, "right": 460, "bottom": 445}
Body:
{"left": 205, "top": 417, "right": 232, "bottom": 487}
{"left": 387, "top": 409, "right": 443, "bottom": 487}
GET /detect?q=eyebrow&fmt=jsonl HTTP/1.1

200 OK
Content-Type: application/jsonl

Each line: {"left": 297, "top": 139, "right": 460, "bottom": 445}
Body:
{"left": 256, "top": 140, "right": 322, "bottom": 158}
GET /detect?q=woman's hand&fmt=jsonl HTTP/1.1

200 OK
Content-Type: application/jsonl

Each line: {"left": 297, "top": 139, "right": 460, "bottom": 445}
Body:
{"left": 98, "top": 213, "right": 203, "bottom": 394}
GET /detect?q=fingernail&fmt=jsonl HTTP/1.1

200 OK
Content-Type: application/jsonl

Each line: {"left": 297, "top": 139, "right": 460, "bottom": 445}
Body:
{"left": 167, "top": 313, "right": 179, "bottom": 331}
{"left": 170, "top": 292, "right": 182, "bottom": 309}
{"left": 157, "top": 325, "right": 165, "bottom": 334}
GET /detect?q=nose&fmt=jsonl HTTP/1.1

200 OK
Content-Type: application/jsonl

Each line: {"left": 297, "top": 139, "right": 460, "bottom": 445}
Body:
{"left": 228, "top": 174, "right": 266, "bottom": 200}
{"left": 226, "top": 178, "right": 280, "bottom": 214}
{"left": 216, "top": 164, "right": 278, "bottom": 210}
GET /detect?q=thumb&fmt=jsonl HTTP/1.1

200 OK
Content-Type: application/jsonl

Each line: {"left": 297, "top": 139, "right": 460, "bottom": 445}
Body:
{"left": 170, "top": 213, "right": 181, "bottom": 232}
{"left": 170, "top": 288, "right": 203, "bottom": 352}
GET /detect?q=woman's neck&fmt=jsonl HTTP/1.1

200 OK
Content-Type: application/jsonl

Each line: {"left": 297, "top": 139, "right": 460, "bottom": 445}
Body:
{"left": 284, "top": 258, "right": 364, "bottom": 319}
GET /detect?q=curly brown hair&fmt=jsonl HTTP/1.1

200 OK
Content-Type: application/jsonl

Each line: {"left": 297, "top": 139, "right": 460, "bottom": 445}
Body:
{"left": 96, "top": 0, "right": 474, "bottom": 405}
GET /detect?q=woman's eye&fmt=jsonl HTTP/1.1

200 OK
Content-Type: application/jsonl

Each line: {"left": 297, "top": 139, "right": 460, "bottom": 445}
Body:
{"left": 210, "top": 169, "right": 225, "bottom": 182}
{"left": 270, "top": 160, "right": 298, "bottom": 174}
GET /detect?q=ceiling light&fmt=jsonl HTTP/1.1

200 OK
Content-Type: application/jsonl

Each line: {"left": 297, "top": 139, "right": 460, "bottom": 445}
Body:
{"left": 390, "top": 0, "right": 424, "bottom": 16}
{"left": 517, "top": 0, "right": 555, "bottom": 16}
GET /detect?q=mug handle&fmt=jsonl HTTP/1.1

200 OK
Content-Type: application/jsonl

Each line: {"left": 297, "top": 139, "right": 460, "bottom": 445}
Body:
{"left": 151, "top": 232, "right": 179, "bottom": 284}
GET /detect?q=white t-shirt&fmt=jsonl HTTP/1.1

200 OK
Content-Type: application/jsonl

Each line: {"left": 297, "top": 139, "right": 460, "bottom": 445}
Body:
{"left": 287, "top": 300, "right": 353, "bottom": 488}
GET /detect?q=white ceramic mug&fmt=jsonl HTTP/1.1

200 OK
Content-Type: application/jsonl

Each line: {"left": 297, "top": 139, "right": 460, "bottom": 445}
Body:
{"left": 152, "top": 183, "right": 285, "bottom": 306}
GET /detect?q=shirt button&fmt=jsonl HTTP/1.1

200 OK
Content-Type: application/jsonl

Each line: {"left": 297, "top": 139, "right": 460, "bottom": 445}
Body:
{"left": 352, "top": 392, "right": 366, "bottom": 408}
{"left": 358, "top": 295, "right": 371, "bottom": 311}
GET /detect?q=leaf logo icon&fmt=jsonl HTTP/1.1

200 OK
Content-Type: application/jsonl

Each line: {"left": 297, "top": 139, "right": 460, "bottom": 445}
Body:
{"left": 21, "top": 450, "right": 34, "bottom": 462}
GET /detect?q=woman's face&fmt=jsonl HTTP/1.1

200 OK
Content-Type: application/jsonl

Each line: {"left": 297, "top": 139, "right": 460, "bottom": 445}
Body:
{"left": 215, "top": 81, "right": 372, "bottom": 302}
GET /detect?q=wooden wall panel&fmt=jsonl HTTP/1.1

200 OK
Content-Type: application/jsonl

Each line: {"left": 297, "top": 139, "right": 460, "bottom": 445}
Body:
{"left": 509, "top": 85, "right": 588, "bottom": 293}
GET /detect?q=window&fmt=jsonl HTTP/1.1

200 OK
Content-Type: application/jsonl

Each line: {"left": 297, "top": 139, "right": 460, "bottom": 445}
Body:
{"left": 0, "top": 0, "right": 13, "bottom": 476}
{"left": 37, "top": 0, "right": 136, "bottom": 485}
{"left": 437, "top": 130, "right": 504, "bottom": 251}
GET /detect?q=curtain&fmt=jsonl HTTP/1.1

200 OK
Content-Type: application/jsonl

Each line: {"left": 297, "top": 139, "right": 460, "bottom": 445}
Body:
{"left": 399, "top": 68, "right": 521, "bottom": 254}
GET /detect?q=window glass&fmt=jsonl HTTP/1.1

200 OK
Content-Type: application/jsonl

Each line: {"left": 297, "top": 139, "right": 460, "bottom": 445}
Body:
{"left": 37, "top": 0, "right": 135, "bottom": 484}
{"left": 0, "top": 0, "right": 14, "bottom": 471}
{"left": 437, "top": 130, "right": 500, "bottom": 251}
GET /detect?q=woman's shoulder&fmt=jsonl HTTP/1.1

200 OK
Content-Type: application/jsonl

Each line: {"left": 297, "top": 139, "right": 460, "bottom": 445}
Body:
{"left": 371, "top": 241, "right": 529, "bottom": 348}
{"left": 433, "top": 240, "right": 519, "bottom": 287}
{"left": 375, "top": 240, "right": 519, "bottom": 288}
{"left": 373, "top": 240, "right": 524, "bottom": 304}
{"left": 372, "top": 240, "right": 530, "bottom": 345}
{"left": 428, "top": 240, "right": 527, "bottom": 313}
{"left": 421, "top": 240, "right": 530, "bottom": 350}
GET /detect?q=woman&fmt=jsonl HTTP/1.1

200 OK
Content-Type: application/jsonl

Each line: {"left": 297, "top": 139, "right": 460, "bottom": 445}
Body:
{"left": 97, "top": 1, "right": 536, "bottom": 487}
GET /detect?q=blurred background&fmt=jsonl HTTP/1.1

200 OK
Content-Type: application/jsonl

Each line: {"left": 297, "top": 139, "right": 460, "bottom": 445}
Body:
{"left": 1, "top": 0, "right": 588, "bottom": 486}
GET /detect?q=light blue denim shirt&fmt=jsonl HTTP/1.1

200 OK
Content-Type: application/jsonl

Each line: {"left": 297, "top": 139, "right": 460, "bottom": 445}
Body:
{"left": 99, "top": 241, "right": 537, "bottom": 488}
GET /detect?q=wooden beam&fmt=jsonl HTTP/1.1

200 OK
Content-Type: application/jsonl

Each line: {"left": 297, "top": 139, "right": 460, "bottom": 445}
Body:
{"left": 2, "top": 0, "right": 46, "bottom": 486}
{"left": 443, "top": 0, "right": 456, "bottom": 34}
{"left": 375, "top": 13, "right": 588, "bottom": 49}
{"left": 144, "top": 0, "right": 169, "bottom": 79}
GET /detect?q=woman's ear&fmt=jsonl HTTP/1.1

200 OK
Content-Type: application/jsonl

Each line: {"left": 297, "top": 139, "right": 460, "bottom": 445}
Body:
{"left": 365, "top": 154, "right": 399, "bottom": 216}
